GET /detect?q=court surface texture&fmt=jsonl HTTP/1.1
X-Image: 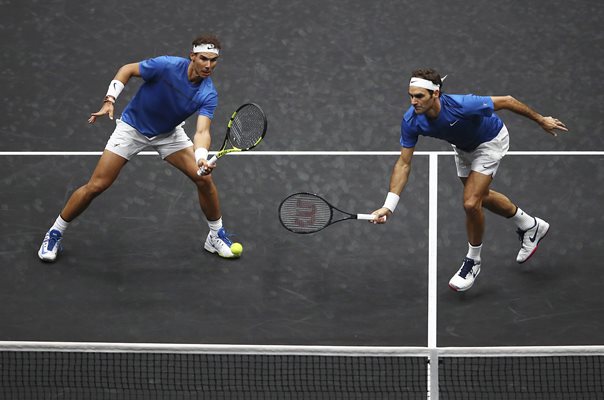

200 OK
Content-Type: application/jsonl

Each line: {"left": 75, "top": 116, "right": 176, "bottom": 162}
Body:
{"left": 1, "top": 0, "right": 602, "bottom": 355}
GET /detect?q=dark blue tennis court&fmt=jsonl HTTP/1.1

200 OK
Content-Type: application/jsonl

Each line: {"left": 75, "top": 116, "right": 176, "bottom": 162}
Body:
{"left": 1, "top": 0, "right": 603, "bottom": 398}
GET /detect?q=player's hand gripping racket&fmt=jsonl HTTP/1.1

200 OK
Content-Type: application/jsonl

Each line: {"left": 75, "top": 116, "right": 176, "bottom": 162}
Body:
{"left": 278, "top": 192, "right": 382, "bottom": 234}
{"left": 198, "top": 103, "right": 267, "bottom": 175}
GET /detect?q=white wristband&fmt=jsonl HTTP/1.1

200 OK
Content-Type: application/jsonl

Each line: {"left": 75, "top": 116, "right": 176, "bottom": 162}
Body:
{"left": 195, "top": 147, "right": 209, "bottom": 163}
{"left": 106, "top": 80, "right": 125, "bottom": 100}
{"left": 383, "top": 192, "right": 400, "bottom": 213}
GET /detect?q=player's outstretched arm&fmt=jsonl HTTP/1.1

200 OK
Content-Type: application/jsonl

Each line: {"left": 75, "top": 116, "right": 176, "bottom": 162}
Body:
{"left": 193, "top": 115, "right": 214, "bottom": 175}
{"left": 372, "top": 146, "right": 414, "bottom": 224}
{"left": 88, "top": 63, "right": 141, "bottom": 124}
{"left": 491, "top": 95, "right": 568, "bottom": 136}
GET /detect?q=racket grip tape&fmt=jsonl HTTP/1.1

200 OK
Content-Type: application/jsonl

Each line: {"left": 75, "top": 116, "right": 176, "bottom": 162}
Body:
{"left": 357, "top": 213, "right": 387, "bottom": 222}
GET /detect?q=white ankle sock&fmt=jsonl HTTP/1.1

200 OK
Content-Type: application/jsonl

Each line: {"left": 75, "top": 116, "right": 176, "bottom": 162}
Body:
{"left": 466, "top": 243, "right": 482, "bottom": 261}
{"left": 50, "top": 215, "right": 69, "bottom": 235}
{"left": 511, "top": 207, "right": 535, "bottom": 231}
{"left": 207, "top": 217, "right": 223, "bottom": 234}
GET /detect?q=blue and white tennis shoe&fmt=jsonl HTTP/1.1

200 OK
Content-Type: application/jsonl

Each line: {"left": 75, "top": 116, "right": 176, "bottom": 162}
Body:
{"left": 449, "top": 257, "right": 481, "bottom": 292}
{"left": 516, "top": 217, "right": 550, "bottom": 263}
{"left": 204, "top": 227, "right": 239, "bottom": 258}
{"left": 38, "top": 229, "right": 63, "bottom": 262}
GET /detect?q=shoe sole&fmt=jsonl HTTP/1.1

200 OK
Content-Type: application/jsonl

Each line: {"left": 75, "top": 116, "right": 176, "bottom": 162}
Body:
{"left": 449, "top": 281, "right": 473, "bottom": 292}
{"left": 38, "top": 246, "right": 60, "bottom": 263}
{"left": 204, "top": 242, "right": 239, "bottom": 259}
{"left": 517, "top": 223, "right": 550, "bottom": 264}
{"left": 38, "top": 252, "right": 58, "bottom": 262}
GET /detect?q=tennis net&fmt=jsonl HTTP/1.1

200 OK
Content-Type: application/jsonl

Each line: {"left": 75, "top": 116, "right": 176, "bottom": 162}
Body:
{"left": 1, "top": 342, "right": 603, "bottom": 399}
{"left": 0, "top": 342, "right": 428, "bottom": 400}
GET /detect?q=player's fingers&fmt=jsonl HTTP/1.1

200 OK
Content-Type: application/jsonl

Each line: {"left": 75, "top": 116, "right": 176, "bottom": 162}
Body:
{"left": 549, "top": 117, "right": 568, "bottom": 132}
{"left": 197, "top": 161, "right": 215, "bottom": 176}
{"left": 88, "top": 115, "right": 97, "bottom": 124}
{"left": 370, "top": 211, "right": 388, "bottom": 224}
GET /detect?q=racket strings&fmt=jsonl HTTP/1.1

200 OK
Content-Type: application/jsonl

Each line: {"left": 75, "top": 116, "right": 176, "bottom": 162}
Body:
{"left": 279, "top": 194, "right": 332, "bottom": 234}
{"left": 229, "top": 105, "right": 266, "bottom": 150}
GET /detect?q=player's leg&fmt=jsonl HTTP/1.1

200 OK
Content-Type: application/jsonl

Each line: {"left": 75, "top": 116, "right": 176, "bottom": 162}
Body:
{"left": 447, "top": 145, "right": 485, "bottom": 291}
{"left": 164, "top": 145, "right": 222, "bottom": 219}
{"left": 459, "top": 179, "right": 549, "bottom": 267}
{"left": 38, "top": 150, "right": 128, "bottom": 262}
{"left": 449, "top": 171, "right": 491, "bottom": 291}
{"left": 38, "top": 120, "right": 145, "bottom": 262}
{"left": 478, "top": 188, "right": 549, "bottom": 262}
{"left": 481, "top": 189, "right": 516, "bottom": 217}
{"left": 461, "top": 171, "right": 493, "bottom": 246}
{"left": 159, "top": 129, "right": 239, "bottom": 258}
{"left": 61, "top": 150, "right": 128, "bottom": 221}
{"left": 472, "top": 126, "right": 549, "bottom": 263}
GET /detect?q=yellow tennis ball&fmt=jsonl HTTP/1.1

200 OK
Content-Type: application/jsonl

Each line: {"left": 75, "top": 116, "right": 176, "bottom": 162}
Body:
{"left": 230, "top": 242, "right": 243, "bottom": 256}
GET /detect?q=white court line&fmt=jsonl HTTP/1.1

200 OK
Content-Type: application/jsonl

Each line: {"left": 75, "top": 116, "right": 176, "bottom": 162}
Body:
{"left": 428, "top": 154, "right": 439, "bottom": 400}
{"left": 1, "top": 151, "right": 604, "bottom": 156}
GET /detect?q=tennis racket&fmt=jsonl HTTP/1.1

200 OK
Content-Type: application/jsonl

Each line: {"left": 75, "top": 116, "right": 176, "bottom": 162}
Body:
{"left": 198, "top": 103, "right": 267, "bottom": 175}
{"left": 278, "top": 192, "right": 380, "bottom": 234}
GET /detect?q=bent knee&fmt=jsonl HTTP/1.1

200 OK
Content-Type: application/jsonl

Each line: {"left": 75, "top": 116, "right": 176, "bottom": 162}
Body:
{"left": 463, "top": 197, "right": 483, "bottom": 214}
{"left": 84, "top": 180, "right": 111, "bottom": 196}
{"left": 193, "top": 174, "right": 215, "bottom": 190}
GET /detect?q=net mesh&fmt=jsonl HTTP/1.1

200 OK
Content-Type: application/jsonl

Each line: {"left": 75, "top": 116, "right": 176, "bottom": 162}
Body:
{"left": 279, "top": 193, "right": 332, "bottom": 233}
{"left": 0, "top": 351, "right": 427, "bottom": 400}
{"left": 439, "top": 356, "right": 604, "bottom": 400}
{"left": 2, "top": 348, "right": 604, "bottom": 399}
{"left": 228, "top": 104, "right": 266, "bottom": 150}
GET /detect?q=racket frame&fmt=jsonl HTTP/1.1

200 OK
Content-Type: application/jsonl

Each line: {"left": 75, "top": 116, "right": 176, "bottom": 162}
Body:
{"left": 278, "top": 192, "right": 376, "bottom": 234}
{"left": 198, "top": 103, "right": 267, "bottom": 175}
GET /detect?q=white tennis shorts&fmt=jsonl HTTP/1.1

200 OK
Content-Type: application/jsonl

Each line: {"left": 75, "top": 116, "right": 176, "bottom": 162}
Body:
{"left": 105, "top": 119, "right": 193, "bottom": 160}
{"left": 454, "top": 125, "right": 510, "bottom": 178}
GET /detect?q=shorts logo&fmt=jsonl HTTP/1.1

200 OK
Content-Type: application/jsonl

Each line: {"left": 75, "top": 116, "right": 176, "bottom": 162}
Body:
{"left": 450, "top": 120, "right": 459, "bottom": 127}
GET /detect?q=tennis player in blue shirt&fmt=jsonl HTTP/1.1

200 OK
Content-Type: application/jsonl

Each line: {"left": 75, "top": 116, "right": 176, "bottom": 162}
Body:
{"left": 373, "top": 68, "right": 568, "bottom": 292}
{"left": 38, "top": 35, "right": 241, "bottom": 261}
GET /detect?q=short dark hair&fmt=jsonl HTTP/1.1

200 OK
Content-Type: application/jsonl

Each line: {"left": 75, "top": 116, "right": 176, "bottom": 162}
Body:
{"left": 411, "top": 68, "right": 443, "bottom": 96}
{"left": 192, "top": 34, "right": 222, "bottom": 50}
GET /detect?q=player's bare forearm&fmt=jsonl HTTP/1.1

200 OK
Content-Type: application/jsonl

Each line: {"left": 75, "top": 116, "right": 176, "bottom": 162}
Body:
{"left": 372, "top": 147, "right": 414, "bottom": 223}
{"left": 389, "top": 160, "right": 410, "bottom": 195}
{"left": 193, "top": 130, "right": 211, "bottom": 152}
{"left": 194, "top": 116, "right": 212, "bottom": 151}
{"left": 88, "top": 63, "right": 141, "bottom": 123}
{"left": 491, "top": 95, "right": 542, "bottom": 121}
{"left": 389, "top": 147, "right": 414, "bottom": 195}
{"left": 112, "top": 63, "right": 141, "bottom": 86}
{"left": 491, "top": 95, "right": 568, "bottom": 136}
{"left": 193, "top": 115, "right": 214, "bottom": 172}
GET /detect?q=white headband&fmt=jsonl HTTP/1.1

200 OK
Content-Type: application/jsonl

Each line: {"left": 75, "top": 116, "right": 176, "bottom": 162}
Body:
{"left": 409, "top": 77, "right": 440, "bottom": 91}
{"left": 192, "top": 43, "right": 220, "bottom": 55}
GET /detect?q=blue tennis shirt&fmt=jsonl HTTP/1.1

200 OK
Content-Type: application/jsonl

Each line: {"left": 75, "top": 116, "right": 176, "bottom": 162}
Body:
{"left": 400, "top": 94, "right": 504, "bottom": 152}
{"left": 121, "top": 56, "right": 218, "bottom": 137}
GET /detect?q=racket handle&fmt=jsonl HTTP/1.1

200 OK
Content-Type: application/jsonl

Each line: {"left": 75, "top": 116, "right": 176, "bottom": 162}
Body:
{"left": 357, "top": 213, "right": 387, "bottom": 222}
{"left": 197, "top": 155, "right": 218, "bottom": 176}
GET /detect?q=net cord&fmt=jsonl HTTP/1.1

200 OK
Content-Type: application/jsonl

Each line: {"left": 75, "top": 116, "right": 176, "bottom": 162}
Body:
{"left": 1, "top": 341, "right": 603, "bottom": 357}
